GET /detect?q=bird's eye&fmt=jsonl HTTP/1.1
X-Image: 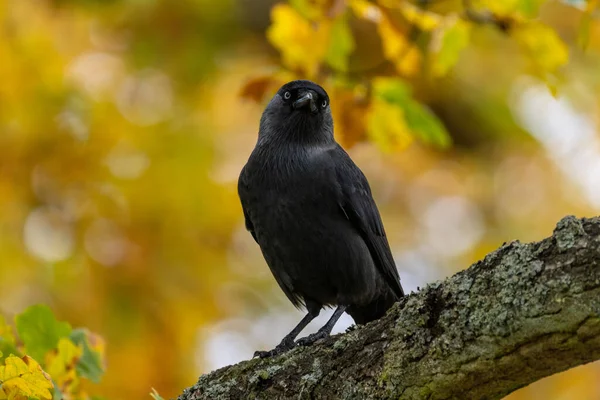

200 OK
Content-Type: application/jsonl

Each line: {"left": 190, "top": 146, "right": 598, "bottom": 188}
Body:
{"left": 321, "top": 100, "right": 327, "bottom": 108}
{"left": 284, "top": 91, "right": 291, "bottom": 100}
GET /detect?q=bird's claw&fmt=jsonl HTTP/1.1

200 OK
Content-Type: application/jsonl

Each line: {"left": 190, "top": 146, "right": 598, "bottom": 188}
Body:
{"left": 255, "top": 330, "right": 330, "bottom": 357}
{"left": 253, "top": 339, "right": 295, "bottom": 359}
{"left": 295, "top": 330, "right": 329, "bottom": 347}
{"left": 253, "top": 349, "right": 278, "bottom": 359}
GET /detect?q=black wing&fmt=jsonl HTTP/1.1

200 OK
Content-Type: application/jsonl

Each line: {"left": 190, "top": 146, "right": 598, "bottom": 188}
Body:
{"left": 243, "top": 207, "right": 258, "bottom": 243}
{"left": 238, "top": 165, "right": 258, "bottom": 244}
{"left": 330, "top": 145, "right": 404, "bottom": 299}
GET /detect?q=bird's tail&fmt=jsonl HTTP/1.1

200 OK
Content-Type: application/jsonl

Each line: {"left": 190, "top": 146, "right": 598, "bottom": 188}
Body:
{"left": 346, "top": 289, "right": 398, "bottom": 325}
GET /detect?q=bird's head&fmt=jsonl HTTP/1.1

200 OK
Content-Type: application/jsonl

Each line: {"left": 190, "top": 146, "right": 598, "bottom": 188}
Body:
{"left": 258, "top": 80, "right": 334, "bottom": 144}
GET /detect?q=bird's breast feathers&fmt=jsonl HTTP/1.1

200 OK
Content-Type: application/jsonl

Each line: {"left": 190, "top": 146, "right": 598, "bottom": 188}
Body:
{"left": 245, "top": 144, "right": 338, "bottom": 187}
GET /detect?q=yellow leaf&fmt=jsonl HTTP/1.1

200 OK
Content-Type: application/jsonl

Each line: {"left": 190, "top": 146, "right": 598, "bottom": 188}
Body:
{"left": 349, "top": 0, "right": 383, "bottom": 22}
{"left": 354, "top": 1, "right": 422, "bottom": 75}
{"left": 266, "top": 4, "right": 331, "bottom": 77}
{"left": 378, "top": 0, "right": 442, "bottom": 31}
{"left": 45, "top": 338, "right": 82, "bottom": 396}
{"left": 477, "top": 0, "right": 545, "bottom": 17}
{"left": 513, "top": 21, "right": 569, "bottom": 73}
{"left": 399, "top": 2, "right": 442, "bottom": 31}
{"left": 290, "top": 0, "right": 341, "bottom": 20}
{"left": 84, "top": 331, "right": 106, "bottom": 358}
{"left": 378, "top": 15, "right": 421, "bottom": 76}
{"left": 329, "top": 85, "right": 369, "bottom": 148}
{"left": 577, "top": 0, "right": 598, "bottom": 50}
{"left": 430, "top": 16, "right": 471, "bottom": 77}
{"left": 367, "top": 98, "right": 413, "bottom": 152}
{"left": 0, "top": 355, "right": 53, "bottom": 400}
{"left": 478, "top": 0, "right": 519, "bottom": 16}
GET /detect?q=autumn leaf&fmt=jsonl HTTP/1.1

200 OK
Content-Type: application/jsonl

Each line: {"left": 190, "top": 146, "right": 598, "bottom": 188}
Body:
{"left": 367, "top": 97, "right": 413, "bottom": 152}
{"left": 477, "top": 0, "right": 546, "bottom": 17}
{"left": 290, "top": 0, "right": 342, "bottom": 20}
{"left": 348, "top": 0, "right": 382, "bottom": 22}
{"left": 351, "top": 0, "right": 425, "bottom": 75}
{"left": 513, "top": 21, "right": 569, "bottom": 73}
{"left": 371, "top": 78, "right": 451, "bottom": 148}
{"left": 384, "top": 0, "right": 442, "bottom": 31}
{"left": 576, "top": 0, "right": 598, "bottom": 50}
{"left": 377, "top": 13, "right": 422, "bottom": 76}
{"left": 267, "top": 4, "right": 331, "bottom": 77}
{"left": 353, "top": 0, "right": 425, "bottom": 76}
{"left": 330, "top": 85, "right": 369, "bottom": 147}
{"left": 515, "top": 0, "right": 547, "bottom": 17}
{"left": 1, "top": 307, "right": 105, "bottom": 400}
{"left": 15, "top": 305, "right": 72, "bottom": 363}
{"left": 239, "top": 76, "right": 281, "bottom": 103}
{"left": 0, "top": 355, "right": 53, "bottom": 400}
{"left": 240, "top": 71, "right": 299, "bottom": 103}
{"left": 45, "top": 338, "right": 82, "bottom": 396}
{"left": 430, "top": 16, "right": 471, "bottom": 77}
{"left": 325, "top": 14, "right": 355, "bottom": 72}
{"left": 70, "top": 329, "right": 106, "bottom": 384}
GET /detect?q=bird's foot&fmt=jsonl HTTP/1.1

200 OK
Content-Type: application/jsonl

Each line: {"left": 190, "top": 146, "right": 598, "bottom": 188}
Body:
{"left": 345, "top": 325, "right": 357, "bottom": 333}
{"left": 253, "top": 338, "right": 295, "bottom": 359}
{"left": 295, "top": 330, "right": 329, "bottom": 347}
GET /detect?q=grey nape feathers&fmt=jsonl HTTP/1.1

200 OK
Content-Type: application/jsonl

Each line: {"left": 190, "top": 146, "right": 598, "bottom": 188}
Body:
{"left": 238, "top": 80, "right": 404, "bottom": 358}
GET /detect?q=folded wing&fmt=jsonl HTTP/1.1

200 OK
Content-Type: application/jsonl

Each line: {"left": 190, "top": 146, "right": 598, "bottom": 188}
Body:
{"left": 329, "top": 145, "right": 404, "bottom": 299}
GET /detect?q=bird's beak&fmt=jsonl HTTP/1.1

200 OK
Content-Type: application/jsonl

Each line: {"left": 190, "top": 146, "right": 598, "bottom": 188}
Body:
{"left": 293, "top": 91, "right": 318, "bottom": 113}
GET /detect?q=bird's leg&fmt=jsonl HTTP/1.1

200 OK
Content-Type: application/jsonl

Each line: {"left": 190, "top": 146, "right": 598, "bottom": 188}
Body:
{"left": 296, "top": 305, "right": 347, "bottom": 347}
{"left": 254, "top": 308, "right": 320, "bottom": 358}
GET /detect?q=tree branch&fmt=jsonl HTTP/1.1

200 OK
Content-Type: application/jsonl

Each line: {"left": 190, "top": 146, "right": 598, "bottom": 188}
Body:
{"left": 178, "top": 216, "right": 600, "bottom": 400}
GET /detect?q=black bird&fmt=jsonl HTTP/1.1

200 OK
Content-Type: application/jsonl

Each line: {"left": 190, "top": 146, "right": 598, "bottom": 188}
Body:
{"left": 238, "top": 80, "right": 404, "bottom": 358}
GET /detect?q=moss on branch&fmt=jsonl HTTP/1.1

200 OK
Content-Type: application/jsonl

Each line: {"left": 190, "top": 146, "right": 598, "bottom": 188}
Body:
{"left": 178, "top": 216, "right": 600, "bottom": 400}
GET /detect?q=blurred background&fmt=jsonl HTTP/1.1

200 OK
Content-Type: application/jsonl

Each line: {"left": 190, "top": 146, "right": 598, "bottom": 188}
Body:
{"left": 1, "top": 0, "right": 600, "bottom": 398}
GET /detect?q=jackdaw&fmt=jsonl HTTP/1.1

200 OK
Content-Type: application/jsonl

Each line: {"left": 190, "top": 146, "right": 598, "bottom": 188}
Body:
{"left": 238, "top": 80, "right": 404, "bottom": 358}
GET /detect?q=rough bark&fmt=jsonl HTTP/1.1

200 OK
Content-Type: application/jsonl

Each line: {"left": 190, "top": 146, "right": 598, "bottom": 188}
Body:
{"left": 178, "top": 216, "right": 600, "bottom": 400}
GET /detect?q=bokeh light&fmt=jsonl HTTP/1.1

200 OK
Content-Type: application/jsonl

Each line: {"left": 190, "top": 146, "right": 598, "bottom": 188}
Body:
{"left": 1, "top": 0, "right": 599, "bottom": 399}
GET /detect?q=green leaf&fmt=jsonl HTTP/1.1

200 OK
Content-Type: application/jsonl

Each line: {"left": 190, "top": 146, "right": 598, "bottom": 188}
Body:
{"left": 325, "top": 14, "right": 355, "bottom": 72}
{"left": 15, "top": 305, "right": 72, "bottom": 362}
{"left": 430, "top": 17, "right": 471, "bottom": 77}
{"left": 53, "top": 383, "right": 64, "bottom": 400}
{"left": 0, "top": 315, "right": 19, "bottom": 362}
{"left": 396, "top": 1, "right": 441, "bottom": 31}
{"left": 69, "top": 329, "right": 104, "bottom": 383}
{"left": 367, "top": 98, "right": 412, "bottom": 152}
{"left": 372, "top": 78, "right": 451, "bottom": 148}
{"left": 371, "top": 78, "right": 411, "bottom": 103}
{"left": 515, "top": 0, "right": 546, "bottom": 17}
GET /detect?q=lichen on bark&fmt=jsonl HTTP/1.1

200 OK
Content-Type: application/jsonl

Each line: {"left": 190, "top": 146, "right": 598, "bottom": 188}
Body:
{"left": 177, "top": 216, "right": 600, "bottom": 400}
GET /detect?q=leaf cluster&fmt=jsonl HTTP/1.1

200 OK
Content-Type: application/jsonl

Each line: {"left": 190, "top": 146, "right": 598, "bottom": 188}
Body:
{"left": 0, "top": 306, "right": 105, "bottom": 400}
{"left": 243, "top": 0, "right": 581, "bottom": 150}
